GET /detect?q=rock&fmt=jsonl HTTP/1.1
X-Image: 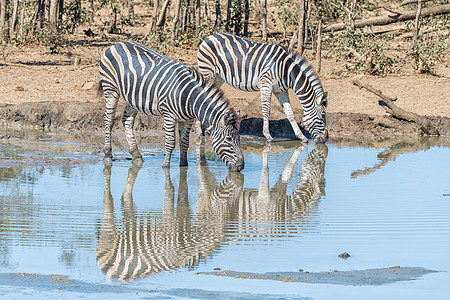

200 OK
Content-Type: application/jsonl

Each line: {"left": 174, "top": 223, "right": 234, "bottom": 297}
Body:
{"left": 81, "top": 81, "right": 96, "bottom": 90}
{"left": 338, "top": 252, "right": 351, "bottom": 260}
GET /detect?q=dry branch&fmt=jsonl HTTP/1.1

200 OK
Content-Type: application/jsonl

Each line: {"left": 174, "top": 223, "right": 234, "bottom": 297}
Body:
{"left": 352, "top": 80, "right": 443, "bottom": 135}
{"left": 400, "top": 0, "right": 433, "bottom": 6}
{"left": 323, "top": 4, "right": 450, "bottom": 32}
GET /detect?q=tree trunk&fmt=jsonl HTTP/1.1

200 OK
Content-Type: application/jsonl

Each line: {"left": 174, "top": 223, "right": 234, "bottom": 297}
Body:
{"left": 156, "top": 0, "right": 170, "bottom": 29}
{"left": 413, "top": 0, "right": 422, "bottom": 45}
{"left": 316, "top": 18, "right": 322, "bottom": 73}
{"left": 243, "top": 0, "right": 249, "bottom": 36}
{"left": 128, "top": 0, "right": 135, "bottom": 23}
{"left": 195, "top": 0, "right": 200, "bottom": 35}
{"left": 225, "top": 0, "right": 231, "bottom": 32}
{"left": 204, "top": 0, "right": 211, "bottom": 24}
{"left": 29, "top": 0, "right": 41, "bottom": 35}
{"left": 19, "top": 6, "right": 24, "bottom": 41}
{"left": 214, "top": 0, "right": 221, "bottom": 27}
{"left": 234, "top": 0, "right": 241, "bottom": 35}
{"left": 288, "top": 31, "right": 297, "bottom": 51}
{"left": 10, "top": 0, "right": 18, "bottom": 39}
{"left": 58, "top": 0, "right": 64, "bottom": 24}
{"left": 149, "top": 0, "right": 159, "bottom": 31}
{"left": 323, "top": 4, "right": 450, "bottom": 32}
{"left": 304, "top": 0, "right": 310, "bottom": 48}
{"left": 297, "top": 0, "right": 305, "bottom": 54}
{"left": 0, "top": 0, "right": 8, "bottom": 42}
{"left": 49, "top": 0, "right": 58, "bottom": 30}
{"left": 171, "top": 0, "right": 181, "bottom": 37}
{"left": 255, "top": 0, "right": 267, "bottom": 41}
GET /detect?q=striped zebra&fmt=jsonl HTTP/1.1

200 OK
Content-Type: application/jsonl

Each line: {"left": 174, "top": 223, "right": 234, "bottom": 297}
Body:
{"left": 97, "top": 144, "right": 327, "bottom": 279}
{"left": 197, "top": 32, "right": 328, "bottom": 143}
{"left": 98, "top": 161, "right": 228, "bottom": 279}
{"left": 99, "top": 41, "right": 244, "bottom": 171}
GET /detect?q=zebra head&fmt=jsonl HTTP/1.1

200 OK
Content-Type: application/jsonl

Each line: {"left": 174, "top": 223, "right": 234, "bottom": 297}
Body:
{"left": 289, "top": 53, "right": 329, "bottom": 143}
{"left": 301, "top": 91, "right": 328, "bottom": 143}
{"left": 211, "top": 108, "right": 244, "bottom": 172}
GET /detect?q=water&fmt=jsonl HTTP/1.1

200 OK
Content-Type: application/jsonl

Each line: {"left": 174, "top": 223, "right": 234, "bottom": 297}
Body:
{"left": 1, "top": 132, "right": 449, "bottom": 299}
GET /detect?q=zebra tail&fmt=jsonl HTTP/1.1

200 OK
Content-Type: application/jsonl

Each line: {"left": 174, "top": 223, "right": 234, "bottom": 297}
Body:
{"left": 97, "top": 81, "right": 104, "bottom": 99}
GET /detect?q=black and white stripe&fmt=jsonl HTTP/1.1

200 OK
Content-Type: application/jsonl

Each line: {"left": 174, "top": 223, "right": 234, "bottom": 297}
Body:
{"left": 97, "top": 144, "right": 327, "bottom": 279}
{"left": 98, "top": 163, "right": 223, "bottom": 279}
{"left": 99, "top": 41, "right": 244, "bottom": 171}
{"left": 197, "top": 33, "right": 328, "bottom": 143}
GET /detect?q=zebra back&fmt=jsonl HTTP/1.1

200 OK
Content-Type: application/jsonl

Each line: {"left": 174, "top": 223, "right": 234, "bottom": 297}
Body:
{"left": 100, "top": 41, "right": 232, "bottom": 128}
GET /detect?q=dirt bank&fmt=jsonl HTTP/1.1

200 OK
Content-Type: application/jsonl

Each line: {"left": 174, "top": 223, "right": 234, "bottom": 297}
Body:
{"left": 1, "top": 43, "right": 449, "bottom": 139}
{"left": 1, "top": 99, "right": 448, "bottom": 139}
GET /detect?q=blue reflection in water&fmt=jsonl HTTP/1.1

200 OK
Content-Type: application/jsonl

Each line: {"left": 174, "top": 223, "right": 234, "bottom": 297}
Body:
{"left": 0, "top": 136, "right": 449, "bottom": 299}
{"left": 96, "top": 143, "right": 328, "bottom": 280}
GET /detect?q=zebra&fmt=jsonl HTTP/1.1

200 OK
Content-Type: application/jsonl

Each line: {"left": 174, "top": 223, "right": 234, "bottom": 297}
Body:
{"left": 97, "top": 144, "right": 327, "bottom": 279}
{"left": 197, "top": 32, "right": 328, "bottom": 143}
{"left": 98, "top": 161, "right": 229, "bottom": 279}
{"left": 98, "top": 41, "right": 244, "bottom": 171}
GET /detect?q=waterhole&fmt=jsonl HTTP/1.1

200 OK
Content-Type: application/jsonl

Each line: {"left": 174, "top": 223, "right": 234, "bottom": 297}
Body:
{"left": 1, "top": 131, "right": 449, "bottom": 299}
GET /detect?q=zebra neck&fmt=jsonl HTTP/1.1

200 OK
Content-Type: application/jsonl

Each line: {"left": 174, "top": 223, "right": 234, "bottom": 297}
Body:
{"left": 193, "top": 89, "right": 228, "bottom": 132}
{"left": 290, "top": 61, "right": 323, "bottom": 100}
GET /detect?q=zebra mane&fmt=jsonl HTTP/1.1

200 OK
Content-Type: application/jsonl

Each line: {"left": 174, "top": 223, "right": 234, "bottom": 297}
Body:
{"left": 188, "top": 66, "right": 237, "bottom": 128}
{"left": 287, "top": 50, "right": 324, "bottom": 98}
{"left": 223, "top": 107, "right": 240, "bottom": 129}
{"left": 188, "top": 66, "right": 207, "bottom": 86}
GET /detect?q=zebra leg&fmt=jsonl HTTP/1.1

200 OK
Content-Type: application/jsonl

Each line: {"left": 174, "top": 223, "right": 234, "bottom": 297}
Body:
{"left": 103, "top": 89, "right": 119, "bottom": 161}
{"left": 281, "top": 144, "right": 306, "bottom": 183}
{"left": 196, "top": 136, "right": 207, "bottom": 166}
{"left": 257, "top": 145, "right": 271, "bottom": 207}
{"left": 122, "top": 103, "right": 143, "bottom": 162}
{"left": 163, "top": 115, "right": 177, "bottom": 168}
{"left": 194, "top": 119, "right": 204, "bottom": 138}
{"left": 162, "top": 167, "right": 175, "bottom": 219}
{"left": 260, "top": 81, "right": 274, "bottom": 142}
{"left": 178, "top": 119, "right": 194, "bottom": 167}
{"left": 274, "top": 92, "right": 308, "bottom": 143}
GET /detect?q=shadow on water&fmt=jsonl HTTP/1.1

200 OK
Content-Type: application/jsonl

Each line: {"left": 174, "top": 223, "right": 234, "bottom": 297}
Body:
{"left": 97, "top": 144, "right": 328, "bottom": 280}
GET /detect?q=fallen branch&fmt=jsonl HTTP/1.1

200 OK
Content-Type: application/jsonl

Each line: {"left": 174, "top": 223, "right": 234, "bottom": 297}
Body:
{"left": 352, "top": 80, "right": 444, "bottom": 135}
{"left": 323, "top": 4, "right": 450, "bottom": 32}
{"left": 400, "top": 0, "right": 433, "bottom": 6}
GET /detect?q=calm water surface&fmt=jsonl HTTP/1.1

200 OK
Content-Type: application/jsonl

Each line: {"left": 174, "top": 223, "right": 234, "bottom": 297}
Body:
{"left": 1, "top": 132, "right": 449, "bottom": 299}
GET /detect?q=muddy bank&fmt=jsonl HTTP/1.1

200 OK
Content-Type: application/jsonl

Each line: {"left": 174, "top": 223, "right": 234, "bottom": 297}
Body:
{"left": 197, "top": 266, "right": 438, "bottom": 286}
{"left": 0, "top": 101, "right": 448, "bottom": 138}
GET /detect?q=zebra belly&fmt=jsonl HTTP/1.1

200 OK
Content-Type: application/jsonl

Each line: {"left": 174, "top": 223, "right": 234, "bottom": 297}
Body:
{"left": 122, "top": 89, "right": 161, "bottom": 116}
{"left": 221, "top": 76, "right": 260, "bottom": 93}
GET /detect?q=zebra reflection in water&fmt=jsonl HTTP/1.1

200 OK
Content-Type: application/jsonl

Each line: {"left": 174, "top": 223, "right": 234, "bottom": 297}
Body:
{"left": 97, "top": 144, "right": 327, "bottom": 279}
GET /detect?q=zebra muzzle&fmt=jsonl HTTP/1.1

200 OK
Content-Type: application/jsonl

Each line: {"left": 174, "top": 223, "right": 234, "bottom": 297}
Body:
{"left": 228, "top": 157, "right": 244, "bottom": 172}
{"left": 315, "top": 129, "right": 328, "bottom": 143}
